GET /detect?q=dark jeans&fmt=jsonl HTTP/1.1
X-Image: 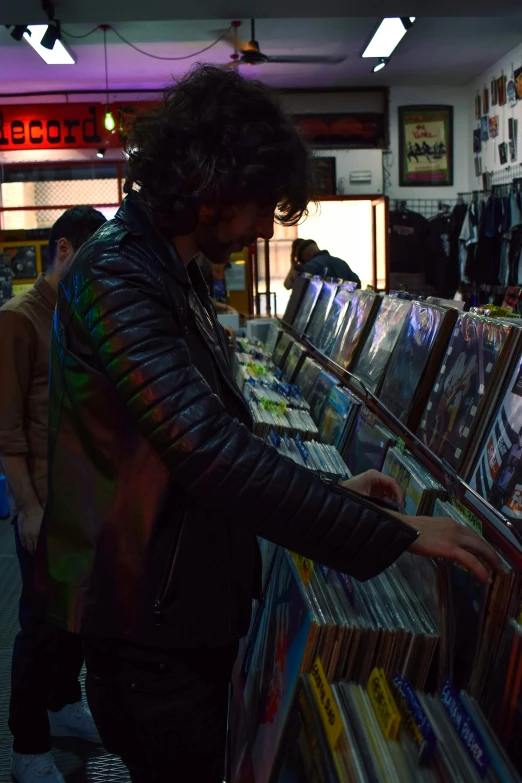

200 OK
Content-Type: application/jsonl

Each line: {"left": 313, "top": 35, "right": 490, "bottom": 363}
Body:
{"left": 84, "top": 638, "right": 238, "bottom": 783}
{"left": 9, "top": 519, "right": 83, "bottom": 754}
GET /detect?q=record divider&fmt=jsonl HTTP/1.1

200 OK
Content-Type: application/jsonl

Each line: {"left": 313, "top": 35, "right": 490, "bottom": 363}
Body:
{"left": 280, "top": 319, "right": 522, "bottom": 570}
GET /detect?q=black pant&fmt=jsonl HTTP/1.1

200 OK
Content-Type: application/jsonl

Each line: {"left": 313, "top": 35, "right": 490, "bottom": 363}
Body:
{"left": 9, "top": 519, "right": 83, "bottom": 754}
{"left": 84, "top": 638, "right": 238, "bottom": 783}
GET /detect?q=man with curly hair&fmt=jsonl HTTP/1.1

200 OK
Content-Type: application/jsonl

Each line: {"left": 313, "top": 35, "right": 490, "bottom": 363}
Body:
{"left": 40, "top": 65, "right": 499, "bottom": 782}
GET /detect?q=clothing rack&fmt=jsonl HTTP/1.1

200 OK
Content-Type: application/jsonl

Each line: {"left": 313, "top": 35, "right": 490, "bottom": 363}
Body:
{"left": 391, "top": 198, "right": 459, "bottom": 219}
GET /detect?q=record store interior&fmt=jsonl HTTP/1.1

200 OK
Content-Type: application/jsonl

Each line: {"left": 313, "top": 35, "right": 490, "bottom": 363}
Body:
{"left": 3, "top": 1, "right": 522, "bottom": 782}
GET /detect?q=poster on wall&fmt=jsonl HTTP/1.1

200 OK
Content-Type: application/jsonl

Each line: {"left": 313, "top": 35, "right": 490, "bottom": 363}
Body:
{"left": 507, "top": 73, "right": 517, "bottom": 107}
{"left": 499, "top": 142, "right": 508, "bottom": 165}
{"left": 491, "top": 78, "right": 499, "bottom": 106}
{"left": 498, "top": 74, "right": 507, "bottom": 106}
{"left": 398, "top": 105, "right": 453, "bottom": 187}
{"left": 480, "top": 116, "right": 489, "bottom": 142}
{"left": 482, "top": 86, "right": 489, "bottom": 114}
{"left": 515, "top": 66, "right": 522, "bottom": 100}
{"left": 473, "top": 129, "right": 482, "bottom": 154}
{"left": 475, "top": 95, "right": 482, "bottom": 120}
{"left": 488, "top": 116, "right": 499, "bottom": 139}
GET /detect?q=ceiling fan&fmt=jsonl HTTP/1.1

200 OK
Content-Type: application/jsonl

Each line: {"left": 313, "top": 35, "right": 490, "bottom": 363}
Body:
{"left": 222, "top": 19, "right": 346, "bottom": 67}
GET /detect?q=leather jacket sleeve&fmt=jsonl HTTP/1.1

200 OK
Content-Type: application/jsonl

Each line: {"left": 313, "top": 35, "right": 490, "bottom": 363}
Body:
{"left": 73, "top": 244, "right": 418, "bottom": 581}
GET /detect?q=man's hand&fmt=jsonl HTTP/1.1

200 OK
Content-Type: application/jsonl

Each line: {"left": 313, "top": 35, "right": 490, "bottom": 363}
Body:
{"left": 340, "top": 470, "right": 405, "bottom": 505}
{"left": 17, "top": 505, "right": 44, "bottom": 553}
{"left": 406, "top": 515, "right": 501, "bottom": 585}
{"left": 341, "top": 470, "right": 502, "bottom": 584}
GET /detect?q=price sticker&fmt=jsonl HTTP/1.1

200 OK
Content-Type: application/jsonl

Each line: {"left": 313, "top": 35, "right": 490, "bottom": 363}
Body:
{"left": 309, "top": 657, "right": 342, "bottom": 750}
{"left": 367, "top": 668, "right": 401, "bottom": 740}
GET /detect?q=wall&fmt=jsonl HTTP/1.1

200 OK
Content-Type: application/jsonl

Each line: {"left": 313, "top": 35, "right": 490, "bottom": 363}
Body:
{"left": 386, "top": 85, "right": 470, "bottom": 202}
{"left": 313, "top": 148, "right": 383, "bottom": 194}
{"left": 469, "top": 42, "right": 522, "bottom": 190}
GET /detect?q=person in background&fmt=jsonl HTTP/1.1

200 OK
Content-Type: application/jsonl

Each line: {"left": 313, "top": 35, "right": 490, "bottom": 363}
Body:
{"left": 299, "top": 238, "right": 360, "bottom": 284}
{"left": 283, "top": 237, "right": 306, "bottom": 289}
{"left": 0, "top": 206, "right": 107, "bottom": 783}
{"left": 41, "top": 66, "right": 498, "bottom": 783}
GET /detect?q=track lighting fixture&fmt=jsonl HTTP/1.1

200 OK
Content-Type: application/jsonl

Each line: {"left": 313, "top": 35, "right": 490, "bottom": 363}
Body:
{"left": 96, "top": 148, "right": 106, "bottom": 158}
{"left": 373, "top": 58, "right": 388, "bottom": 73}
{"left": 23, "top": 25, "right": 75, "bottom": 64}
{"left": 40, "top": 21, "right": 60, "bottom": 50}
{"left": 7, "top": 25, "right": 30, "bottom": 41}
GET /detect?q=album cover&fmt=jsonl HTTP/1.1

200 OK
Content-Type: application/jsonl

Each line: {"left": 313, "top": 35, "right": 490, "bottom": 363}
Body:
{"left": 320, "top": 385, "right": 360, "bottom": 451}
{"left": 474, "top": 156, "right": 482, "bottom": 177}
{"left": 269, "top": 676, "right": 337, "bottom": 783}
{"left": 475, "top": 94, "right": 481, "bottom": 120}
{"left": 317, "top": 283, "right": 356, "bottom": 357}
{"left": 470, "top": 352, "right": 522, "bottom": 536}
{"left": 330, "top": 290, "right": 380, "bottom": 371}
{"left": 272, "top": 332, "right": 294, "bottom": 368}
{"left": 499, "top": 142, "right": 508, "bottom": 165}
{"left": 295, "top": 358, "right": 323, "bottom": 402}
{"left": 379, "top": 301, "right": 457, "bottom": 429}
{"left": 293, "top": 277, "right": 324, "bottom": 334}
{"left": 350, "top": 296, "right": 412, "bottom": 395}
{"left": 381, "top": 447, "right": 437, "bottom": 516}
{"left": 342, "top": 408, "right": 396, "bottom": 477}
{"left": 308, "top": 370, "right": 339, "bottom": 425}
{"left": 507, "top": 73, "right": 517, "bottom": 106}
{"left": 489, "top": 115, "right": 499, "bottom": 139}
{"left": 473, "top": 128, "right": 482, "bottom": 154}
{"left": 498, "top": 74, "right": 507, "bottom": 106}
{"left": 305, "top": 280, "right": 339, "bottom": 348}
{"left": 282, "top": 276, "right": 310, "bottom": 326}
{"left": 283, "top": 342, "right": 308, "bottom": 384}
{"left": 418, "top": 313, "right": 513, "bottom": 471}
{"left": 246, "top": 551, "right": 316, "bottom": 783}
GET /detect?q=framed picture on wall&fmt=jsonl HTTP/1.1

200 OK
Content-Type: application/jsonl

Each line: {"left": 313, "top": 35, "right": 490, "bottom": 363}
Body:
{"left": 491, "top": 78, "right": 498, "bottom": 106}
{"left": 498, "top": 75, "right": 507, "bottom": 106}
{"left": 310, "top": 157, "right": 336, "bottom": 195}
{"left": 475, "top": 95, "right": 481, "bottom": 119}
{"left": 398, "top": 105, "right": 453, "bottom": 187}
{"left": 0, "top": 241, "right": 46, "bottom": 281}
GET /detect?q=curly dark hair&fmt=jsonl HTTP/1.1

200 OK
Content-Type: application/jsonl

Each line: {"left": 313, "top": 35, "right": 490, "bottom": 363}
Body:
{"left": 124, "top": 64, "right": 313, "bottom": 234}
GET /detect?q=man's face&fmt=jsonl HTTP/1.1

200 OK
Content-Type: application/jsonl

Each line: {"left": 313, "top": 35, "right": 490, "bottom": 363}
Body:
{"left": 194, "top": 203, "right": 275, "bottom": 263}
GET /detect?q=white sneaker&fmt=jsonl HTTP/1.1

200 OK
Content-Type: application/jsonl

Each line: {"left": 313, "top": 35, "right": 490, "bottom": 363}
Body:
{"left": 11, "top": 751, "right": 65, "bottom": 783}
{"left": 48, "top": 701, "right": 101, "bottom": 743}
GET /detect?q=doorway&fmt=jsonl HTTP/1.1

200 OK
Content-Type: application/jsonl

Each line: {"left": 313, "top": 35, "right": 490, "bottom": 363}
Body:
{"left": 252, "top": 196, "right": 389, "bottom": 317}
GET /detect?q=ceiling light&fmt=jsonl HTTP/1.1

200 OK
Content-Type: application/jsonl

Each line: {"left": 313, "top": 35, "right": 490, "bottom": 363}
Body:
{"left": 7, "top": 25, "right": 30, "bottom": 41}
{"left": 96, "top": 148, "right": 106, "bottom": 158}
{"left": 104, "top": 108, "right": 116, "bottom": 132}
{"left": 23, "top": 25, "right": 74, "bottom": 64}
{"left": 373, "top": 58, "right": 388, "bottom": 73}
{"left": 40, "top": 22, "right": 60, "bottom": 50}
{"left": 362, "top": 17, "right": 416, "bottom": 59}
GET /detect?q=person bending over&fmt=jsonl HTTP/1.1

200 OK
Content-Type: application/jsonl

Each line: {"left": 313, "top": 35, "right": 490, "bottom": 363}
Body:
{"left": 39, "top": 66, "right": 498, "bottom": 783}
{"left": 299, "top": 238, "right": 360, "bottom": 284}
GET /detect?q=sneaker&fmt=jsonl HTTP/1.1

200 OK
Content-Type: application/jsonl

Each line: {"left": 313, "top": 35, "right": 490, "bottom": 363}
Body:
{"left": 11, "top": 751, "right": 65, "bottom": 783}
{"left": 48, "top": 701, "right": 101, "bottom": 743}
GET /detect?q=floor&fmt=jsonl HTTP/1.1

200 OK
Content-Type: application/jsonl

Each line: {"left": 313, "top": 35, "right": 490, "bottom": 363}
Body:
{"left": 0, "top": 517, "right": 131, "bottom": 782}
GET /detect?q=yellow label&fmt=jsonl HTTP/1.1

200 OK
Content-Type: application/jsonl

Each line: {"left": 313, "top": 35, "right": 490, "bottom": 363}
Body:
{"left": 12, "top": 283, "right": 34, "bottom": 295}
{"left": 517, "top": 602, "right": 522, "bottom": 626}
{"left": 451, "top": 499, "right": 483, "bottom": 537}
{"left": 309, "top": 657, "right": 342, "bottom": 750}
{"left": 367, "top": 668, "right": 401, "bottom": 740}
{"left": 291, "top": 552, "right": 314, "bottom": 585}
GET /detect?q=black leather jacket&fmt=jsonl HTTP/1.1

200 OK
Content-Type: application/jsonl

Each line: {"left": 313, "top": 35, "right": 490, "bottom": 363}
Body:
{"left": 42, "top": 193, "right": 417, "bottom": 649}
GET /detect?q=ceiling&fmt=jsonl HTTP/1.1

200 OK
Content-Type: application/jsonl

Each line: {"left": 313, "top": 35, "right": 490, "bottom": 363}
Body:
{"left": 1, "top": 16, "right": 522, "bottom": 94}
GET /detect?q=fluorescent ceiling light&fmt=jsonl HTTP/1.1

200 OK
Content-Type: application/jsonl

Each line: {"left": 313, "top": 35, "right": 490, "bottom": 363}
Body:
{"left": 23, "top": 25, "right": 75, "bottom": 65}
{"left": 362, "top": 17, "right": 416, "bottom": 59}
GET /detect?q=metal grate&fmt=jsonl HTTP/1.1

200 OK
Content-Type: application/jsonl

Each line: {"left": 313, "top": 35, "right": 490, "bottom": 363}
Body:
{"left": 390, "top": 198, "right": 461, "bottom": 219}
